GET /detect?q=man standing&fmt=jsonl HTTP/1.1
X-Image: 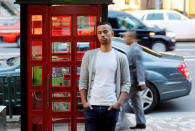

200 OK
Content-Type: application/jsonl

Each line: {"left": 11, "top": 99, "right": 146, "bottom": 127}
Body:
{"left": 79, "top": 22, "right": 131, "bottom": 131}
{"left": 121, "top": 30, "right": 146, "bottom": 129}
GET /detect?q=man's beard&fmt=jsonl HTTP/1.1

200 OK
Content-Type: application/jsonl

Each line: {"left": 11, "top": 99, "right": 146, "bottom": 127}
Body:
{"left": 101, "top": 40, "right": 109, "bottom": 45}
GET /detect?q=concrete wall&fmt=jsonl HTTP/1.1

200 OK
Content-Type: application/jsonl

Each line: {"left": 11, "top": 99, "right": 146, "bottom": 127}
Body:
{"left": 188, "top": 0, "right": 195, "bottom": 17}
{"left": 163, "top": 0, "right": 195, "bottom": 18}
{"left": 141, "top": 0, "right": 155, "bottom": 9}
{"left": 109, "top": 0, "right": 141, "bottom": 11}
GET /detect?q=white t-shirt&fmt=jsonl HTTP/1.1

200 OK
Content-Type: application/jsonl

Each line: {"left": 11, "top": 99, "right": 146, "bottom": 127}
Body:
{"left": 89, "top": 49, "right": 117, "bottom": 106}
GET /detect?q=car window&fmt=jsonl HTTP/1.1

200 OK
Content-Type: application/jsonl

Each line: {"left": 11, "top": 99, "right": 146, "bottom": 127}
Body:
{"left": 140, "top": 14, "right": 145, "bottom": 20}
{"left": 146, "top": 13, "right": 164, "bottom": 20}
{"left": 167, "top": 12, "right": 182, "bottom": 20}
{"left": 117, "top": 16, "right": 144, "bottom": 29}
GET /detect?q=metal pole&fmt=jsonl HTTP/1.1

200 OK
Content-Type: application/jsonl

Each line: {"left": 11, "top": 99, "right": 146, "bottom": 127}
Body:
{"left": 20, "top": 4, "right": 28, "bottom": 131}
{"left": 101, "top": 4, "right": 108, "bottom": 22}
{"left": 155, "top": 0, "right": 160, "bottom": 9}
{"left": 2, "top": 77, "right": 6, "bottom": 105}
{"left": 183, "top": 0, "right": 186, "bottom": 16}
{"left": 7, "top": 75, "right": 13, "bottom": 118}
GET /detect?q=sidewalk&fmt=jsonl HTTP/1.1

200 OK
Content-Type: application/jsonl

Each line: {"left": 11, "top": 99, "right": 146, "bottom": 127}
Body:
{"left": 6, "top": 116, "right": 20, "bottom": 131}
{"left": 6, "top": 113, "right": 195, "bottom": 131}
{"left": 116, "top": 113, "right": 195, "bottom": 131}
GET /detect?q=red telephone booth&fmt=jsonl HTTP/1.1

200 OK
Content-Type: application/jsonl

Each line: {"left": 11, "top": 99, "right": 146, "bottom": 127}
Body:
{"left": 15, "top": 0, "right": 113, "bottom": 130}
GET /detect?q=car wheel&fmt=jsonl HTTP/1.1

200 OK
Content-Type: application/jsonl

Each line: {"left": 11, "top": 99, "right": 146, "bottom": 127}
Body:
{"left": 16, "top": 37, "right": 20, "bottom": 47}
{"left": 151, "top": 41, "right": 167, "bottom": 52}
{"left": 139, "top": 82, "right": 158, "bottom": 113}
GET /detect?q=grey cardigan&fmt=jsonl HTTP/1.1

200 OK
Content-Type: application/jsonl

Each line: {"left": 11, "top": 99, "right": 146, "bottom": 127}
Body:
{"left": 79, "top": 48, "right": 131, "bottom": 102}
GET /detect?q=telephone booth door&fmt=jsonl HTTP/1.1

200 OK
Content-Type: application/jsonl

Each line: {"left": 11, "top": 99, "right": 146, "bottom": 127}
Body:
{"left": 27, "top": 5, "right": 101, "bottom": 131}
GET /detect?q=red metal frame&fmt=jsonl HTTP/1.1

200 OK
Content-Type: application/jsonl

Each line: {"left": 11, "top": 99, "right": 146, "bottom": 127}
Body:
{"left": 27, "top": 5, "right": 101, "bottom": 131}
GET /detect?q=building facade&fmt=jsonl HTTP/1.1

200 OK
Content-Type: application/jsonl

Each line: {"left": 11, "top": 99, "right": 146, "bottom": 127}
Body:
{"left": 109, "top": 0, "right": 195, "bottom": 18}
{"left": 163, "top": 0, "right": 195, "bottom": 17}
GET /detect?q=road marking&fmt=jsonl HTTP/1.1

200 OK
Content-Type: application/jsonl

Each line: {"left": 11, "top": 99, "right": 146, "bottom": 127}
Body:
{"left": 175, "top": 49, "right": 195, "bottom": 51}
{"left": 184, "top": 56, "right": 195, "bottom": 58}
{"left": 185, "top": 59, "right": 195, "bottom": 61}
{"left": 184, "top": 56, "right": 195, "bottom": 61}
{"left": 0, "top": 53, "right": 19, "bottom": 56}
{"left": 176, "top": 44, "right": 195, "bottom": 47}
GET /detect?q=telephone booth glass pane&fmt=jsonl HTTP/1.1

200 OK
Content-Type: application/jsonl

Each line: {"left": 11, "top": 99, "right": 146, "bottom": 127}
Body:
{"left": 76, "top": 67, "right": 80, "bottom": 87}
{"left": 77, "top": 16, "right": 96, "bottom": 35}
{"left": 52, "top": 118, "right": 71, "bottom": 131}
{"left": 32, "top": 66, "right": 42, "bottom": 85}
{"left": 77, "top": 42, "right": 89, "bottom": 60}
{"left": 52, "top": 16, "right": 71, "bottom": 36}
{"left": 32, "top": 41, "right": 42, "bottom": 60}
{"left": 77, "top": 80, "right": 79, "bottom": 86}
{"left": 32, "top": 116, "right": 43, "bottom": 131}
{"left": 77, "top": 102, "right": 83, "bottom": 111}
{"left": 77, "top": 67, "right": 80, "bottom": 75}
{"left": 53, "top": 92, "right": 71, "bottom": 97}
{"left": 52, "top": 92, "right": 71, "bottom": 112}
{"left": 52, "top": 42, "right": 71, "bottom": 61}
{"left": 52, "top": 102, "right": 71, "bottom": 111}
{"left": 52, "top": 67, "right": 71, "bottom": 87}
{"left": 32, "top": 15, "right": 42, "bottom": 35}
{"left": 32, "top": 91, "right": 43, "bottom": 110}
{"left": 77, "top": 124, "right": 85, "bottom": 131}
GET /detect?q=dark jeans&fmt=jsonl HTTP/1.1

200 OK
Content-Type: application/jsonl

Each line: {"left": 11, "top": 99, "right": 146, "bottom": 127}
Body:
{"left": 84, "top": 105, "right": 119, "bottom": 131}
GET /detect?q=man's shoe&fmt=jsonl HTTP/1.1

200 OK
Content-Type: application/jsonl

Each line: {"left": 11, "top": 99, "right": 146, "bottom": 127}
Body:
{"left": 130, "top": 124, "right": 146, "bottom": 129}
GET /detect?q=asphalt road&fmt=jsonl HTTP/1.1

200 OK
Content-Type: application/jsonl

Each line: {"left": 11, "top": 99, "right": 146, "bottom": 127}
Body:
{"left": 1, "top": 41, "right": 195, "bottom": 116}
{"left": 0, "top": 42, "right": 19, "bottom": 59}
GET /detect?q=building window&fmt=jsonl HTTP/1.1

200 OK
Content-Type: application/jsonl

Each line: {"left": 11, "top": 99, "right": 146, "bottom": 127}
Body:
{"left": 125, "top": 0, "right": 130, "bottom": 5}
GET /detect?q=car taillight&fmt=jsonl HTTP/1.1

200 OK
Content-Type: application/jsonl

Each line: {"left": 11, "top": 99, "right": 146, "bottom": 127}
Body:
{"left": 177, "top": 63, "right": 190, "bottom": 78}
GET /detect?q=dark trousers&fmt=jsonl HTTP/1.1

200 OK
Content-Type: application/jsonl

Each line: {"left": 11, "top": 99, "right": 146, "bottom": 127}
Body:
{"left": 84, "top": 105, "right": 119, "bottom": 131}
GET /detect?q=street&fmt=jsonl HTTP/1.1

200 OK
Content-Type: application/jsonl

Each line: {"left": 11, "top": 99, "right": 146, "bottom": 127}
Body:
{"left": 0, "top": 42, "right": 19, "bottom": 59}
{"left": 2, "top": 41, "right": 195, "bottom": 130}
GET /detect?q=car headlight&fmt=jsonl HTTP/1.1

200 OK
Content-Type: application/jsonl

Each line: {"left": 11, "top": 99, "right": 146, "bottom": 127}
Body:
{"left": 149, "top": 32, "right": 156, "bottom": 36}
{"left": 166, "top": 32, "right": 175, "bottom": 38}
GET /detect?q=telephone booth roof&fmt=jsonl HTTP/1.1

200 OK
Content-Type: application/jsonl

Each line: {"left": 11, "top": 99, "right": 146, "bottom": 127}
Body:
{"left": 16, "top": 0, "right": 113, "bottom": 4}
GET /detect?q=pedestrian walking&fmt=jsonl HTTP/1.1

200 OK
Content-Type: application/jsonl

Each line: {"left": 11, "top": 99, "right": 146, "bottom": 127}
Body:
{"left": 118, "top": 30, "right": 146, "bottom": 129}
{"left": 79, "top": 22, "right": 131, "bottom": 131}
